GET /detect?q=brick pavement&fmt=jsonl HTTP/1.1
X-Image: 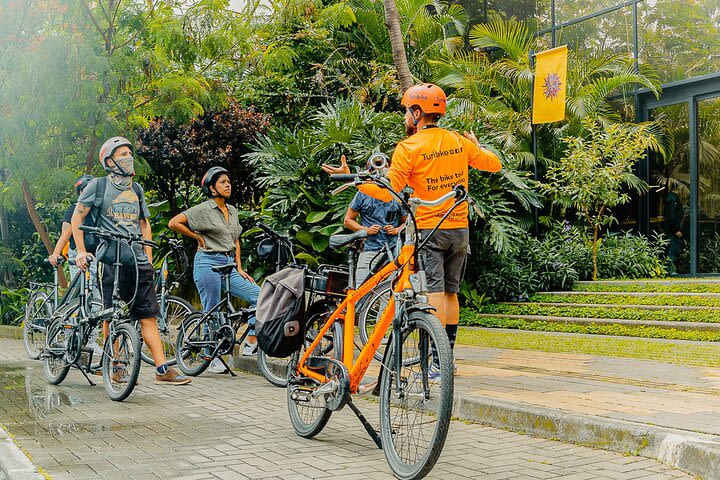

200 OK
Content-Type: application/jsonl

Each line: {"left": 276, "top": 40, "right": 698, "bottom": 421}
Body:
{"left": 0, "top": 339, "right": 692, "bottom": 480}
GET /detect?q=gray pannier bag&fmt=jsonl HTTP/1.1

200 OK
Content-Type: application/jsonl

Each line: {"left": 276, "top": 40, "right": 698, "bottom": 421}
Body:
{"left": 256, "top": 266, "right": 306, "bottom": 358}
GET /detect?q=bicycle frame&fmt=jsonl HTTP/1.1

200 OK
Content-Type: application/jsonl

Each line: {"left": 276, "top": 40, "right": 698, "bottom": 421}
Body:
{"left": 182, "top": 270, "right": 252, "bottom": 355}
{"left": 297, "top": 176, "right": 472, "bottom": 395}
{"left": 298, "top": 242, "right": 413, "bottom": 393}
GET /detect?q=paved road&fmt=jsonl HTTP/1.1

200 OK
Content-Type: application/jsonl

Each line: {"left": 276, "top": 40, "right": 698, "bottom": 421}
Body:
{"left": 0, "top": 340, "right": 691, "bottom": 480}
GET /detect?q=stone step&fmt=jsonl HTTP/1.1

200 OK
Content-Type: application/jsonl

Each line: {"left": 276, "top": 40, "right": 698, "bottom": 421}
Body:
{"left": 544, "top": 290, "right": 720, "bottom": 297}
{"left": 577, "top": 278, "right": 720, "bottom": 285}
{"left": 503, "top": 302, "right": 720, "bottom": 311}
{"left": 474, "top": 313, "right": 720, "bottom": 331}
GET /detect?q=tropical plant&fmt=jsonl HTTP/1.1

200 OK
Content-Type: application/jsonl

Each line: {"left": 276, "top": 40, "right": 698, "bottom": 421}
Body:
{"left": 137, "top": 102, "right": 270, "bottom": 215}
{"left": 246, "top": 99, "right": 404, "bottom": 266}
{"left": 541, "top": 119, "right": 660, "bottom": 280}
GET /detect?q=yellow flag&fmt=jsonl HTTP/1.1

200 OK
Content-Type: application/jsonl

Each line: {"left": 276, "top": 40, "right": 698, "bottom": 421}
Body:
{"left": 532, "top": 45, "right": 568, "bottom": 124}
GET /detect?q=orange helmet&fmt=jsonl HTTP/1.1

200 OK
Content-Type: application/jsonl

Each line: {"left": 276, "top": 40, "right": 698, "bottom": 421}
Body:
{"left": 401, "top": 83, "right": 446, "bottom": 115}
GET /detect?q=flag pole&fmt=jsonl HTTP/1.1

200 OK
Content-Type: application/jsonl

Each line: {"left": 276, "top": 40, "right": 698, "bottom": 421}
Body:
{"left": 530, "top": 49, "right": 539, "bottom": 237}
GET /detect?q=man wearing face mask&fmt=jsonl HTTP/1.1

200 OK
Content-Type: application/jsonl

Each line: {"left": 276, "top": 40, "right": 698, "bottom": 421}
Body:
{"left": 71, "top": 136, "right": 191, "bottom": 386}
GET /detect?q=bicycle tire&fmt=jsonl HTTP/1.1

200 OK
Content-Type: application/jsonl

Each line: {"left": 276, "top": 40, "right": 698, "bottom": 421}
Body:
{"left": 357, "top": 280, "right": 393, "bottom": 362}
{"left": 24, "top": 290, "right": 51, "bottom": 360}
{"left": 141, "top": 295, "right": 194, "bottom": 366}
{"left": 102, "top": 322, "right": 142, "bottom": 402}
{"left": 287, "top": 311, "right": 343, "bottom": 438}
{"left": 43, "top": 317, "right": 70, "bottom": 385}
{"left": 175, "top": 312, "right": 211, "bottom": 376}
{"left": 379, "top": 311, "right": 453, "bottom": 480}
{"left": 257, "top": 349, "right": 288, "bottom": 388}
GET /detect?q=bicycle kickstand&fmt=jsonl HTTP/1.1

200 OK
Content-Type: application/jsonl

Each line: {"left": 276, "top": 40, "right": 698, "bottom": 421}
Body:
{"left": 77, "top": 363, "right": 97, "bottom": 387}
{"left": 217, "top": 356, "right": 237, "bottom": 377}
{"left": 347, "top": 398, "right": 382, "bottom": 449}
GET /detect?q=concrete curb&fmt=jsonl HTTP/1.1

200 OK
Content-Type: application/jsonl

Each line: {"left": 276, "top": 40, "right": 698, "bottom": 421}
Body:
{"left": 0, "top": 326, "right": 22, "bottom": 340}
{"left": 453, "top": 396, "right": 720, "bottom": 480}
{"left": 232, "top": 354, "right": 720, "bottom": 480}
{"left": 0, "top": 426, "right": 44, "bottom": 480}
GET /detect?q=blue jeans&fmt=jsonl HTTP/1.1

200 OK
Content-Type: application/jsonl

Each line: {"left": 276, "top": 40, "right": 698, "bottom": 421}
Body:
{"left": 193, "top": 251, "right": 259, "bottom": 336}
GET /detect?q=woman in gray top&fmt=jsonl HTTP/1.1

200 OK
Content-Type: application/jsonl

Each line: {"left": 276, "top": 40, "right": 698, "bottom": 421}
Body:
{"left": 169, "top": 167, "right": 260, "bottom": 374}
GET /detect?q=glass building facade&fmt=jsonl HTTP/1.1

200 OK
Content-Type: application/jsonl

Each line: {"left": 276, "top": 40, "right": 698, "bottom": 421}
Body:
{"left": 464, "top": 1, "right": 720, "bottom": 275}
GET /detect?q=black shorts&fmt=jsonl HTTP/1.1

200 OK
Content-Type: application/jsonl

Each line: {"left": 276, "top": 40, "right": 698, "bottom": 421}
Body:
{"left": 419, "top": 228, "right": 469, "bottom": 294}
{"left": 101, "top": 262, "right": 160, "bottom": 320}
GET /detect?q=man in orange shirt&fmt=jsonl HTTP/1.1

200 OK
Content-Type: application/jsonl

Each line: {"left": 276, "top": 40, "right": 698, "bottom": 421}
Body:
{"left": 323, "top": 83, "right": 502, "bottom": 366}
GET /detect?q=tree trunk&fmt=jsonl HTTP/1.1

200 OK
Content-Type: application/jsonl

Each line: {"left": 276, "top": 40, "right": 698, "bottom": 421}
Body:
{"left": 22, "top": 178, "right": 68, "bottom": 288}
{"left": 592, "top": 224, "right": 599, "bottom": 281}
{"left": 382, "top": 0, "right": 414, "bottom": 92}
{"left": 85, "top": 136, "right": 98, "bottom": 173}
{"left": 0, "top": 205, "right": 15, "bottom": 287}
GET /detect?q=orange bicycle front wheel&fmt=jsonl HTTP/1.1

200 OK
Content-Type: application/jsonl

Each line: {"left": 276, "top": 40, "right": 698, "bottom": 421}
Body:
{"left": 379, "top": 310, "right": 454, "bottom": 480}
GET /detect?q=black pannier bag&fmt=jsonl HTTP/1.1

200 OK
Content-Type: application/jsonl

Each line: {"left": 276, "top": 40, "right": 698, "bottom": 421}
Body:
{"left": 256, "top": 266, "right": 306, "bottom": 358}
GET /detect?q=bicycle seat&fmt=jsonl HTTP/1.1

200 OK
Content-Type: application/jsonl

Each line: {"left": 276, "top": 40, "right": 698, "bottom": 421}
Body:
{"left": 211, "top": 262, "right": 237, "bottom": 274}
{"left": 329, "top": 230, "right": 368, "bottom": 249}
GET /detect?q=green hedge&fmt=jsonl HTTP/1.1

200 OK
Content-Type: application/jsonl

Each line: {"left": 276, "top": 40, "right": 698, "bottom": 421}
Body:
{"left": 459, "top": 311, "right": 720, "bottom": 342}
{"left": 482, "top": 303, "right": 720, "bottom": 323}
{"left": 530, "top": 293, "right": 720, "bottom": 307}
{"left": 574, "top": 282, "right": 720, "bottom": 293}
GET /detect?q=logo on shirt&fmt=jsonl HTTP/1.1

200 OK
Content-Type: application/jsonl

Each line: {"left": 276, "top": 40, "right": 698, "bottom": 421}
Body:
{"left": 106, "top": 189, "right": 140, "bottom": 226}
{"left": 420, "top": 146, "right": 463, "bottom": 162}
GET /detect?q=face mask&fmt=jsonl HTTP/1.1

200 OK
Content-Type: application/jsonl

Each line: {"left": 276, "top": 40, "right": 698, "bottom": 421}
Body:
{"left": 109, "top": 172, "right": 132, "bottom": 188}
{"left": 116, "top": 155, "right": 135, "bottom": 176}
{"left": 107, "top": 155, "right": 134, "bottom": 177}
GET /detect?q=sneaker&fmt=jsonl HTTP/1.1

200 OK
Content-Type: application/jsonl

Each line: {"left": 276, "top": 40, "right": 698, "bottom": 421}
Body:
{"left": 155, "top": 368, "right": 191, "bottom": 385}
{"left": 413, "top": 364, "right": 442, "bottom": 381}
{"left": 92, "top": 343, "right": 104, "bottom": 359}
{"left": 207, "top": 358, "right": 228, "bottom": 374}
{"left": 111, "top": 367, "right": 130, "bottom": 384}
{"left": 428, "top": 365, "right": 442, "bottom": 381}
{"left": 242, "top": 340, "right": 258, "bottom": 356}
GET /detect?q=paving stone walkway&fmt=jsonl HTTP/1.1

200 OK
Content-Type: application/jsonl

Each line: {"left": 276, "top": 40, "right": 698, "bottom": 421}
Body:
{"left": 0, "top": 339, "right": 692, "bottom": 480}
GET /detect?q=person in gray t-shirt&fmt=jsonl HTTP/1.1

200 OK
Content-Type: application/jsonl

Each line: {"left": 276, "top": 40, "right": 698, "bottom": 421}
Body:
{"left": 71, "top": 136, "right": 190, "bottom": 386}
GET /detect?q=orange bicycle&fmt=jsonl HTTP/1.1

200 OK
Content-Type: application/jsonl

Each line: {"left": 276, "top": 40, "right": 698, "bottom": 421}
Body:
{"left": 287, "top": 172, "right": 474, "bottom": 480}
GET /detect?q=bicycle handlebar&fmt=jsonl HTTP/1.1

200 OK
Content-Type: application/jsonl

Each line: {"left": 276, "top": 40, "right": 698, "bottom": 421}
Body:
{"left": 257, "top": 222, "right": 291, "bottom": 243}
{"left": 43, "top": 257, "right": 66, "bottom": 266}
{"left": 330, "top": 174, "right": 361, "bottom": 182}
{"left": 408, "top": 186, "right": 466, "bottom": 207}
{"left": 79, "top": 225, "right": 158, "bottom": 249}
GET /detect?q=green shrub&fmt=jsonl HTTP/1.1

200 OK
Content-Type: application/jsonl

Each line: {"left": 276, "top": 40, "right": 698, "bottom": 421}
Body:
{"left": 0, "top": 288, "right": 29, "bottom": 326}
{"left": 596, "top": 231, "right": 667, "bottom": 279}
{"left": 465, "top": 227, "right": 667, "bottom": 302}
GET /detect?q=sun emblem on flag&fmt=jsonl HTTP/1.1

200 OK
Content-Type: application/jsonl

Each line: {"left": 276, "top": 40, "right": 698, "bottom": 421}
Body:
{"left": 542, "top": 73, "right": 562, "bottom": 101}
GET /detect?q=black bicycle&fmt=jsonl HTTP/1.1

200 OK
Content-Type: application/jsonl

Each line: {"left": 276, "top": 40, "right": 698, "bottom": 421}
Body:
{"left": 175, "top": 262, "right": 255, "bottom": 377}
{"left": 137, "top": 234, "right": 194, "bottom": 366}
{"left": 23, "top": 260, "right": 64, "bottom": 360}
{"left": 42, "top": 257, "right": 104, "bottom": 386}
{"left": 75, "top": 225, "right": 158, "bottom": 401}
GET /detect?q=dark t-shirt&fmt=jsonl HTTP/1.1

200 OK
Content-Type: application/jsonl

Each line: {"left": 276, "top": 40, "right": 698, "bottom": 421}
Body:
{"left": 62, "top": 202, "right": 94, "bottom": 250}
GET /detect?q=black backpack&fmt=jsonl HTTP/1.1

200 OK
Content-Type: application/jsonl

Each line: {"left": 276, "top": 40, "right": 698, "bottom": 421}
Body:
{"left": 85, "top": 177, "right": 143, "bottom": 255}
{"left": 256, "top": 266, "right": 306, "bottom": 358}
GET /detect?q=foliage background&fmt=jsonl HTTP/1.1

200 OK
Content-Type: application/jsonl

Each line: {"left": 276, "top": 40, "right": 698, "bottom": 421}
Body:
{"left": 2, "top": 0, "right": 717, "bottom": 323}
